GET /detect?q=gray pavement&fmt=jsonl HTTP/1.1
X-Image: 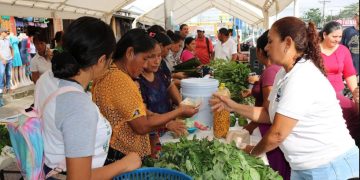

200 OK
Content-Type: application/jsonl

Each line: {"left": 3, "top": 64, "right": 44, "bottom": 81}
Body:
{"left": 0, "top": 95, "right": 34, "bottom": 120}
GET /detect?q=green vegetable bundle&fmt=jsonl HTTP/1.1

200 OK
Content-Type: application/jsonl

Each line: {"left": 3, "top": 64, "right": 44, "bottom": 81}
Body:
{"left": 209, "top": 59, "right": 254, "bottom": 104}
{"left": 151, "top": 137, "right": 282, "bottom": 180}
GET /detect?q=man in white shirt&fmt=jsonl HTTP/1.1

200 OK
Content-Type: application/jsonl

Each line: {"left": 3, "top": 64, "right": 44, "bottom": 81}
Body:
{"left": 175, "top": 24, "right": 190, "bottom": 61}
{"left": 0, "top": 28, "right": 13, "bottom": 97}
{"left": 214, "top": 28, "right": 237, "bottom": 61}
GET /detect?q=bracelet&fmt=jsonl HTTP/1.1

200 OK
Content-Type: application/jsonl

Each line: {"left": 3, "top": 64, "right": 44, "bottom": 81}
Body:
{"left": 249, "top": 146, "right": 255, "bottom": 156}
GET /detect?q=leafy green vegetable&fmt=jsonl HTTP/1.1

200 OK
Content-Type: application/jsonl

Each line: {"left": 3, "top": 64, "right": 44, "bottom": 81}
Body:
{"left": 151, "top": 137, "right": 282, "bottom": 180}
{"left": 237, "top": 114, "right": 248, "bottom": 127}
{"left": 0, "top": 125, "right": 11, "bottom": 150}
{"left": 230, "top": 115, "right": 236, "bottom": 127}
{"left": 209, "top": 59, "right": 255, "bottom": 105}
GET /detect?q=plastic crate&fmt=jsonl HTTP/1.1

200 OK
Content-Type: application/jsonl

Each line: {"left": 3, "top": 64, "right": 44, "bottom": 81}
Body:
{"left": 113, "top": 167, "right": 192, "bottom": 180}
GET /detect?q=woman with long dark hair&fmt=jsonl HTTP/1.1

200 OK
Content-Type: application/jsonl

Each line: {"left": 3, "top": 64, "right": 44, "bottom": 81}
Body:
{"left": 35, "top": 16, "right": 141, "bottom": 179}
{"left": 210, "top": 17, "right": 359, "bottom": 179}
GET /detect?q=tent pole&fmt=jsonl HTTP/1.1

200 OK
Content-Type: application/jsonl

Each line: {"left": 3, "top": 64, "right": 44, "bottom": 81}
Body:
{"left": 164, "top": 0, "right": 174, "bottom": 30}
{"left": 293, "top": 0, "right": 300, "bottom": 17}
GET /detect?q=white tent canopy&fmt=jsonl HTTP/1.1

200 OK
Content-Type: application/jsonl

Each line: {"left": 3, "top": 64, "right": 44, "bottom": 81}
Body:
{"left": 0, "top": 0, "right": 135, "bottom": 20}
{"left": 0, "top": 0, "right": 294, "bottom": 27}
{"left": 136, "top": 0, "right": 294, "bottom": 28}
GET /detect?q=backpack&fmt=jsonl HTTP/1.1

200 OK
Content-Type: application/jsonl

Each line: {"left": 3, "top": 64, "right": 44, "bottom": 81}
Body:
{"left": 6, "top": 86, "right": 82, "bottom": 180}
{"left": 205, "top": 37, "right": 211, "bottom": 59}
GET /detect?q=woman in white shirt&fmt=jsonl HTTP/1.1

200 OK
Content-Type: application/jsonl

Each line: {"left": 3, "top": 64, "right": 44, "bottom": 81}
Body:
{"left": 35, "top": 16, "right": 141, "bottom": 180}
{"left": 210, "top": 16, "right": 359, "bottom": 179}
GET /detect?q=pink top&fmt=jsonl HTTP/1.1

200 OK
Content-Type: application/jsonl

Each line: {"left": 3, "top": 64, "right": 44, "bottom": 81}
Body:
{"left": 321, "top": 44, "right": 356, "bottom": 93}
{"left": 180, "top": 49, "right": 195, "bottom": 62}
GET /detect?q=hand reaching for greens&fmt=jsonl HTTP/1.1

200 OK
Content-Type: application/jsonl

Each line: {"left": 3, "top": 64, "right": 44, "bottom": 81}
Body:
{"left": 166, "top": 120, "right": 187, "bottom": 136}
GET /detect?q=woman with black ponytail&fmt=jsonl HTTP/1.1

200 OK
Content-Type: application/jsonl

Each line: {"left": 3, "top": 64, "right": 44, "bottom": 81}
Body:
{"left": 210, "top": 17, "right": 359, "bottom": 179}
{"left": 35, "top": 16, "right": 141, "bottom": 179}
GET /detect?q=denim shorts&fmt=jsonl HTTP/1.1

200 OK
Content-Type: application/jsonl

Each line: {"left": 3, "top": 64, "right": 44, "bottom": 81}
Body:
{"left": 291, "top": 146, "right": 359, "bottom": 180}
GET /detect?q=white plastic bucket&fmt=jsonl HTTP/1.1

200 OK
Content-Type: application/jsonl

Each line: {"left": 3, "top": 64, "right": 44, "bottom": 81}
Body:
{"left": 181, "top": 78, "right": 219, "bottom": 127}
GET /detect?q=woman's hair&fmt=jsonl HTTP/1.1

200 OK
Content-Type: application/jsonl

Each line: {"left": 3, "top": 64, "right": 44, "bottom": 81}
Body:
{"left": 256, "top": 30, "right": 269, "bottom": 57}
{"left": 272, "top": 16, "right": 325, "bottom": 75}
{"left": 33, "top": 32, "right": 47, "bottom": 43}
{"left": 52, "top": 16, "right": 115, "bottom": 79}
{"left": 166, "top": 30, "right": 182, "bottom": 43}
{"left": 183, "top": 37, "right": 195, "bottom": 50}
{"left": 51, "top": 31, "right": 63, "bottom": 49}
{"left": 319, "top": 21, "right": 342, "bottom": 41}
{"left": 113, "top": 28, "right": 156, "bottom": 61}
{"left": 148, "top": 30, "right": 172, "bottom": 47}
{"left": 147, "top": 25, "right": 165, "bottom": 33}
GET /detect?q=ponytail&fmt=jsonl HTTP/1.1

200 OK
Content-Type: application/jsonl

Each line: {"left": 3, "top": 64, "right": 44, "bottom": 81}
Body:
{"left": 52, "top": 50, "right": 81, "bottom": 79}
{"left": 305, "top": 22, "right": 326, "bottom": 75}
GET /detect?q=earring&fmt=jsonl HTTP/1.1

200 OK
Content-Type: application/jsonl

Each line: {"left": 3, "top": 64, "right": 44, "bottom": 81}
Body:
{"left": 284, "top": 48, "right": 288, "bottom": 53}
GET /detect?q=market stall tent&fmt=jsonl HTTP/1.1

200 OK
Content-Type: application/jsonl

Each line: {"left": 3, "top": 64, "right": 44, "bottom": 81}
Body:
{"left": 0, "top": 0, "right": 135, "bottom": 21}
{"left": 135, "top": 0, "right": 294, "bottom": 28}
{"left": 0, "top": 0, "right": 295, "bottom": 27}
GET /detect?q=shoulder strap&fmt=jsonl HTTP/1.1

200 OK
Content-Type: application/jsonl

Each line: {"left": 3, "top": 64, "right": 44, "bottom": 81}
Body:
{"left": 205, "top": 37, "right": 211, "bottom": 57}
{"left": 38, "top": 86, "right": 83, "bottom": 117}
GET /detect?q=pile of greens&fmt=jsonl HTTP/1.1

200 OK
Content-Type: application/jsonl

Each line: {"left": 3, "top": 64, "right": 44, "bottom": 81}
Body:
{"left": 209, "top": 59, "right": 254, "bottom": 104}
{"left": 149, "top": 137, "right": 282, "bottom": 180}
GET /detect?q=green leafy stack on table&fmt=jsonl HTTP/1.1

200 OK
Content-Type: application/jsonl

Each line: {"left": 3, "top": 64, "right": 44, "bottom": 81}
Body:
{"left": 150, "top": 137, "right": 282, "bottom": 180}
{"left": 209, "top": 59, "right": 255, "bottom": 105}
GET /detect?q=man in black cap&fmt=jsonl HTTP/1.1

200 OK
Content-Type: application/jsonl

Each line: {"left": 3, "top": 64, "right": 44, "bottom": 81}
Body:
{"left": 341, "top": 11, "right": 359, "bottom": 75}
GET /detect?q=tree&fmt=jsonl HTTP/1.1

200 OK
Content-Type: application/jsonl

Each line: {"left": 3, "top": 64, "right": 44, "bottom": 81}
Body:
{"left": 338, "top": 2, "right": 359, "bottom": 19}
{"left": 324, "top": 3, "right": 358, "bottom": 23}
{"left": 302, "top": 8, "right": 322, "bottom": 27}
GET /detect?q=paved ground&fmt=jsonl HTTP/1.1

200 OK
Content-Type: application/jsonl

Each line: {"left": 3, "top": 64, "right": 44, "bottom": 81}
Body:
{"left": 0, "top": 95, "right": 33, "bottom": 120}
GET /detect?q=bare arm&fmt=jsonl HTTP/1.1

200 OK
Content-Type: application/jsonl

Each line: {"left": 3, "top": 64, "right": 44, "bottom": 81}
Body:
{"left": 231, "top": 54, "right": 238, "bottom": 61}
{"left": 345, "top": 75, "right": 358, "bottom": 94}
{"left": 210, "top": 93, "right": 270, "bottom": 124}
{"left": 249, "top": 113, "right": 298, "bottom": 157}
{"left": 31, "top": 71, "right": 40, "bottom": 84}
{"left": 66, "top": 152, "right": 141, "bottom": 180}
{"left": 243, "top": 86, "right": 273, "bottom": 133}
{"left": 168, "top": 82, "right": 182, "bottom": 106}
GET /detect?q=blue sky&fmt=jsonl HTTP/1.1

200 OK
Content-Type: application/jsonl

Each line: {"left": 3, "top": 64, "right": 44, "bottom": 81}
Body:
{"left": 278, "top": 0, "right": 358, "bottom": 17}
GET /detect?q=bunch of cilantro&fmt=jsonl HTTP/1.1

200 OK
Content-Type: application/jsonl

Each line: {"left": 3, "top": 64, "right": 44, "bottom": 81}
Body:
{"left": 151, "top": 137, "right": 282, "bottom": 180}
{"left": 209, "top": 59, "right": 254, "bottom": 105}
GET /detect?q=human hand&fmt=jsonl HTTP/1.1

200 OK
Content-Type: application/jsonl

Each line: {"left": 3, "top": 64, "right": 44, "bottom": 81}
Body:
{"left": 241, "top": 89, "right": 251, "bottom": 98}
{"left": 248, "top": 75, "right": 259, "bottom": 84}
{"left": 122, "top": 152, "right": 142, "bottom": 172}
{"left": 1, "top": 60, "right": 6, "bottom": 65}
{"left": 209, "top": 92, "right": 238, "bottom": 112}
{"left": 242, "top": 145, "right": 255, "bottom": 155}
{"left": 166, "top": 120, "right": 187, "bottom": 136}
{"left": 179, "top": 105, "right": 199, "bottom": 117}
{"left": 176, "top": 72, "right": 187, "bottom": 79}
{"left": 352, "top": 87, "right": 359, "bottom": 104}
